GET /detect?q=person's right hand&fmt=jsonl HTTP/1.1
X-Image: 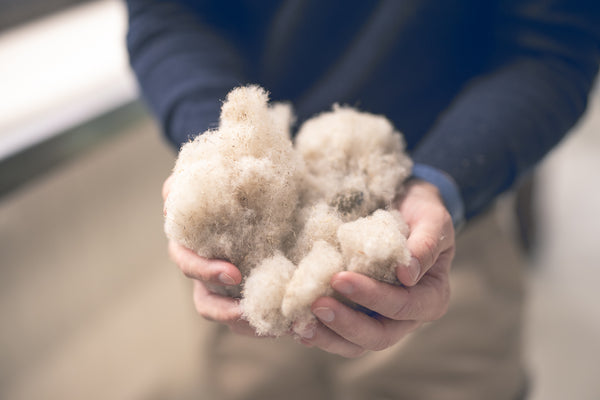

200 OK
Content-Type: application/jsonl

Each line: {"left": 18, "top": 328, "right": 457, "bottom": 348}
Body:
{"left": 163, "top": 175, "right": 260, "bottom": 336}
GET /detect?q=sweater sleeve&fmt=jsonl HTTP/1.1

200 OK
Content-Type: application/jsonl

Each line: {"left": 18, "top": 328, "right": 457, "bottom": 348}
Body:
{"left": 411, "top": 0, "right": 600, "bottom": 219}
{"left": 125, "top": 0, "right": 245, "bottom": 148}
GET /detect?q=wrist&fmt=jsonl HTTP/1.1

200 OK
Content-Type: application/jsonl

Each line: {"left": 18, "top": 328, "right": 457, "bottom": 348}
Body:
{"left": 410, "top": 164, "right": 465, "bottom": 229}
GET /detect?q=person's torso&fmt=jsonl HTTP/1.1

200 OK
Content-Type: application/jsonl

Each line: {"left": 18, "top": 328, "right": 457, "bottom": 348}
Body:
{"left": 185, "top": 0, "right": 498, "bottom": 149}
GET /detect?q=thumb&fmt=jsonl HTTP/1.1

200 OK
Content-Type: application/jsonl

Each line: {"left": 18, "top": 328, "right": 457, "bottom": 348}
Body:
{"left": 399, "top": 219, "right": 451, "bottom": 286}
{"left": 396, "top": 183, "right": 454, "bottom": 286}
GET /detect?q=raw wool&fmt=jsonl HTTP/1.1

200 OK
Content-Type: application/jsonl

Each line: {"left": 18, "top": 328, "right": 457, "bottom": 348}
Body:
{"left": 288, "top": 201, "right": 343, "bottom": 264}
{"left": 166, "top": 156, "right": 293, "bottom": 275}
{"left": 164, "top": 86, "right": 302, "bottom": 280}
{"left": 295, "top": 105, "right": 413, "bottom": 220}
{"left": 164, "top": 85, "right": 414, "bottom": 336}
{"left": 241, "top": 253, "right": 296, "bottom": 336}
{"left": 281, "top": 241, "right": 344, "bottom": 330}
{"left": 337, "top": 209, "right": 411, "bottom": 284}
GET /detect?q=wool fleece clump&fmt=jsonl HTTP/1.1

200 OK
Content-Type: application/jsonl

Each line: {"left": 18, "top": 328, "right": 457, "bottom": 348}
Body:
{"left": 164, "top": 85, "right": 413, "bottom": 336}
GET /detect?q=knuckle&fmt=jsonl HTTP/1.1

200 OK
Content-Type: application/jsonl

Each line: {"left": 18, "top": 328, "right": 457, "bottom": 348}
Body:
{"left": 361, "top": 289, "right": 385, "bottom": 312}
{"left": 418, "top": 235, "right": 438, "bottom": 268}
{"left": 193, "top": 299, "right": 211, "bottom": 320}
{"left": 219, "top": 314, "right": 238, "bottom": 324}
{"left": 340, "top": 324, "right": 364, "bottom": 343}
{"left": 192, "top": 289, "right": 208, "bottom": 316}
{"left": 183, "top": 257, "right": 211, "bottom": 281}
{"left": 181, "top": 262, "right": 196, "bottom": 279}
{"left": 412, "top": 299, "right": 426, "bottom": 318}
{"left": 194, "top": 302, "right": 238, "bottom": 323}
{"left": 192, "top": 284, "right": 231, "bottom": 322}
{"left": 391, "top": 301, "right": 409, "bottom": 320}
{"left": 391, "top": 299, "right": 422, "bottom": 320}
{"left": 184, "top": 259, "right": 207, "bottom": 281}
{"left": 169, "top": 241, "right": 211, "bottom": 281}
{"left": 168, "top": 242, "right": 193, "bottom": 277}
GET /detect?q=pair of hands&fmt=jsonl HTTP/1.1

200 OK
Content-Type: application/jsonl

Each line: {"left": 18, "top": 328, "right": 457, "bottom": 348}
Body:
{"left": 164, "top": 176, "right": 455, "bottom": 358}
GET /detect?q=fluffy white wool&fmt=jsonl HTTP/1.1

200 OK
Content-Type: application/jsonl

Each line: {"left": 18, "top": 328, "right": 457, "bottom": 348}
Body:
{"left": 289, "top": 201, "right": 343, "bottom": 264}
{"left": 295, "top": 105, "right": 412, "bottom": 220}
{"left": 337, "top": 209, "right": 411, "bottom": 284}
{"left": 241, "top": 253, "right": 296, "bottom": 336}
{"left": 164, "top": 86, "right": 302, "bottom": 283}
{"left": 281, "top": 241, "right": 344, "bottom": 330}
{"left": 164, "top": 85, "right": 413, "bottom": 335}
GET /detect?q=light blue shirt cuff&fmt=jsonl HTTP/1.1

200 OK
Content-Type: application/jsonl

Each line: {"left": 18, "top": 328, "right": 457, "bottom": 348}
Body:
{"left": 410, "top": 163, "right": 465, "bottom": 229}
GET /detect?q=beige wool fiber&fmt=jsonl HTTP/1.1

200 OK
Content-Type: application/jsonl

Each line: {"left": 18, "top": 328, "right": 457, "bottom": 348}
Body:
{"left": 281, "top": 240, "right": 344, "bottom": 330}
{"left": 164, "top": 85, "right": 414, "bottom": 336}
{"left": 337, "top": 209, "right": 411, "bottom": 284}
{"left": 240, "top": 253, "right": 296, "bottom": 336}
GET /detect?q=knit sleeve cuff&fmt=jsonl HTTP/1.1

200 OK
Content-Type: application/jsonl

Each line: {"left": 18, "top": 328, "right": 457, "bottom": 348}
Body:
{"left": 410, "top": 163, "right": 465, "bottom": 229}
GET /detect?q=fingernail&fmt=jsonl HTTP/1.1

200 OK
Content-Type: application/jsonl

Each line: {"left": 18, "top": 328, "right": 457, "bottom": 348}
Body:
{"left": 332, "top": 280, "right": 354, "bottom": 295}
{"left": 218, "top": 273, "right": 236, "bottom": 285}
{"left": 313, "top": 307, "right": 335, "bottom": 322}
{"left": 294, "top": 326, "right": 315, "bottom": 339}
{"left": 408, "top": 257, "right": 421, "bottom": 283}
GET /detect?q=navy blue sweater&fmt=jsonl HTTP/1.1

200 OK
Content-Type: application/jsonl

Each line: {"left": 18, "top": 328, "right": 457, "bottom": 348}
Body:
{"left": 126, "top": 0, "right": 600, "bottom": 220}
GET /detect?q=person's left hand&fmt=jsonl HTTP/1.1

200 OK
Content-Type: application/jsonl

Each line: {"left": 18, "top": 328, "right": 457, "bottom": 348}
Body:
{"left": 293, "top": 180, "right": 455, "bottom": 357}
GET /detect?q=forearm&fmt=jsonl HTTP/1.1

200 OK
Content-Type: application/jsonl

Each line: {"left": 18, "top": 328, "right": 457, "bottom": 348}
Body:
{"left": 126, "top": 0, "right": 245, "bottom": 148}
{"left": 414, "top": 58, "right": 594, "bottom": 218}
{"left": 413, "top": 0, "right": 600, "bottom": 219}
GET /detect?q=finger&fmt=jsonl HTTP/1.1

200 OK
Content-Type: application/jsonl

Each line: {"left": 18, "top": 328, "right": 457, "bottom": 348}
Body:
{"left": 398, "top": 208, "right": 453, "bottom": 286}
{"left": 310, "top": 296, "right": 420, "bottom": 351}
{"left": 193, "top": 282, "right": 271, "bottom": 338}
{"left": 192, "top": 280, "right": 243, "bottom": 323}
{"left": 299, "top": 319, "right": 366, "bottom": 358}
{"left": 332, "top": 259, "right": 452, "bottom": 322}
{"left": 168, "top": 240, "right": 242, "bottom": 285}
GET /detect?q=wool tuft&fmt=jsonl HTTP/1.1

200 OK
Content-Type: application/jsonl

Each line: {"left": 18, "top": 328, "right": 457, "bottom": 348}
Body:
{"left": 164, "top": 85, "right": 413, "bottom": 335}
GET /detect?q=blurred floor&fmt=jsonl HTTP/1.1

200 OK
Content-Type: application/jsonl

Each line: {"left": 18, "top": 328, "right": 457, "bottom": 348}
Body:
{"left": 0, "top": 114, "right": 210, "bottom": 400}
{"left": 0, "top": 86, "right": 599, "bottom": 399}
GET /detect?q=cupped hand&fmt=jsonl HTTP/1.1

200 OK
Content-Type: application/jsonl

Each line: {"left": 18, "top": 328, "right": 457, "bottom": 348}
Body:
{"left": 294, "top": 180, "right": 456, "bottom": 357}
{"left": 163, "top": 175, "right": 261, "bottom": 336}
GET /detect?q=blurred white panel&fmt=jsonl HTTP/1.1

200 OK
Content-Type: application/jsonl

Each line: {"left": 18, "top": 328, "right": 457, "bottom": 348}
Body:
{"left": 526, "top": 80, "right": 600, "bottom": 400}
{"left": 0, "top": 0, "right": 137, "bottom": 160}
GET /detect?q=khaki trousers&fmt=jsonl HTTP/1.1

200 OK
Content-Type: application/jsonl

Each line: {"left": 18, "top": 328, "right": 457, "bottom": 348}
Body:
{"left": 197, "top": 205, "right": 527, "bottom": 400}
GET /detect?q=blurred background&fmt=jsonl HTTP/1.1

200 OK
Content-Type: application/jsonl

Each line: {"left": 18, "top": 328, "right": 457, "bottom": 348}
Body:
{"left": 0, "top": 1, "right": 599, "bottom": 399}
